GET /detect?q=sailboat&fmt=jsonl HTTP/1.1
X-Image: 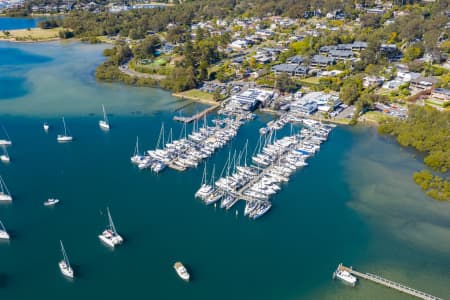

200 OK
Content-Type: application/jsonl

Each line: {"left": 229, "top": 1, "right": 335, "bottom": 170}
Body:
{"left": 0, "top": 146, "right": 10, "bottom": 163}
{"left": 0, "top": 220, "right": 10, "bottom": 240}
{"left": 57, "top": 117, "right": 73, "bottom": 142}
{"left": 0, "top": 175, "right": 12, "bottom": 201}
{"left": 0, "top": 126, "right": 12, "bottom": 146}
{"left": 195, "top": 164, "right": 212, "bottom": 199}
{"left": 98, "top": 207, "right": 123, "bottom": 248}
{"left": 99, "top": 104, "right": 110, "bottom": 130}
{"left": 43, "top": 122, "right": 50, "bottom": 132}
{"left": 130, "top": 136, "right": 144, "bottom": 164}
{"left": 59, "top": 240, "right": 74, "bottom": 278}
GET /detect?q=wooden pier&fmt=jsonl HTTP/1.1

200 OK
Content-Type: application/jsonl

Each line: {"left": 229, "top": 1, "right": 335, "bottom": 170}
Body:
{"left": 173, "top": 103, "right": 220, "bottom": 123}
{"left": 337, "top": 264, "right": 443, "bottom": 300}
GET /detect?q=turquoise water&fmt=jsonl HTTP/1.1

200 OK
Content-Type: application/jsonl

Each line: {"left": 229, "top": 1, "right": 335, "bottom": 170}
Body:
{"left": 0, "top": 41, "right": 449, "bottom": 300}
{"left": 0, "top": 17, "right": 45, "bottom": 30}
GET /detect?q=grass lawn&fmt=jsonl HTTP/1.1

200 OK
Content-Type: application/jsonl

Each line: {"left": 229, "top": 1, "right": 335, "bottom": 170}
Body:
{"left": 363, "top": 111, "right": 390, "bottom": 123}
{"left": 424, "top": 99, "right": 445, "bottom": 107}
{"left": 0, "top": 27, "right": 61, "bottom": 41}
{"left": 298, "top": 77, "right": 320, "bottom": 86}
{"left": 175, "top": 89, "right": 215, "bottom": 102}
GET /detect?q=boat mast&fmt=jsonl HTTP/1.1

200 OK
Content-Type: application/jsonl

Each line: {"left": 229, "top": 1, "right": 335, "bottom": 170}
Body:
{"left": 60, "top": 240, "right": 71, "bottom": 268}
{"left": 2, "top": 126, "right": 11, "bottom": 141}
{"left": 0, "top": 176, "right": 10, "bottom": 196}
{"left": 201, "top": 163, "right": 207, "bottom": 186}
{"left": 0, "top": 220, "right": 5, "bottom": 232}
{"left": 107, "top": 207, "right": 117, "bottom": 234}
{"left": 102, "top": 104, "right": 109, "bottom": 124}
{"left": 134, "top": 136, "right": 139, "bottom": 156}
{"left": 156, "top": 123, "right": 164, "bottom": 149}
{"left": 62, "top": 117, "right": 68, "bottom": 136}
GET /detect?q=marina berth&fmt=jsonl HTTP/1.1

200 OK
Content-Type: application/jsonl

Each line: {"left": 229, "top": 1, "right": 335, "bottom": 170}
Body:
{"left": 195, "top": 120, "right": 334, "bottom": 219}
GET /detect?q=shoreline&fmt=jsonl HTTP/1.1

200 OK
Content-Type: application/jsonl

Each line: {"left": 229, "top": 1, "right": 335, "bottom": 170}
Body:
{"left": 172, "top": 92, "right": 218, "bottom": 105}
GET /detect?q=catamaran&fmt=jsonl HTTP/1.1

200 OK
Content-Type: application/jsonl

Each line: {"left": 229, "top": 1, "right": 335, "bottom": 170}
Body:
{"left": 0, "top": 126, "right": 12, "bottom": 146}
{"left": 0, "top": 147, "right": 10, "bottom": 163}
{"left": 57, "top": 117, "right": 73, "bottom": 142}
{"left": 59, "top": 240, "right": 74, "bottom": 278}
{"left": 0, "top": 220, "right": 10, "bottom": 240}
{"left": 0, "top": 175, "right": 12, "bottom": 201}
{"left": 99, "top": 104, "right": 110, "bottom": 130}
{"left": 98, "top": 207, "right": 123, "bottom": 248}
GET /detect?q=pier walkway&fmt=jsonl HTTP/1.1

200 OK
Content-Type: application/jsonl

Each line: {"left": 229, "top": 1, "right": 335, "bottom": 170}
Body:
{"left": 337, "top": 264, "right": 443, "bottom": 300}
{"left": 173, "top": 104, "right": 220, "bottom": 123}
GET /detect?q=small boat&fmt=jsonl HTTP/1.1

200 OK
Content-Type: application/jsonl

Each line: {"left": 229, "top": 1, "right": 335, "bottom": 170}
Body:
{"left": 59, "top": 240, "right": 74, "bottom": 279}
{"left": 43, "top": 122, "right": 50, "bottom": 131}
{"left": 44, "top": 198, "right": 60, "bottom": 206}
{"left": 99, "top": 104, "right": 110, "bottom": 130}
{"left": 0, "top": 175, "right": 12, "bottom": 201}
{"left": 0, "top": 220, "right": 10, "bottom": 240}
{"left": 98, "top": 207, "right": 123, "bottom": 248}
{"left": 57, "top": 117, "right": 73, "bottom": 142}
{"left": 333, "top": 266, "right": 357, "bottom": 287}
{"left": 0, "top": 126, "right": 12, "bottom": 146}
{"left": 0, "top": 147, "right": 10, "bottom": 163}
{"left": 173, "top": 262, "right": 190, "bottom": 281}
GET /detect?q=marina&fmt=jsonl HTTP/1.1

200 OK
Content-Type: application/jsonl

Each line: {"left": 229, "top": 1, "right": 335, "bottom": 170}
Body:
{"left": 195, "top": 118, "right": 335, "bottom": 219}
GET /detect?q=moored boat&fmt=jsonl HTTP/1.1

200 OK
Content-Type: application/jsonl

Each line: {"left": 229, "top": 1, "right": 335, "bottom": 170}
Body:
{"left": 0, "top": 220, "right": 10, "bottom": 240}
{"left": 57, "top": 117, "right": 73, "bottom": 142}
{"left": 98, "top": 207, "right": 123, "bottom": 248}
{"left": 44, "top": 198, "right": 60, "bottom": 206}
{"left": 59, "top": 240, "right": 74, "bottom": 279}
{"left": 173, "top": 262, "right": 190, "bottom": 281}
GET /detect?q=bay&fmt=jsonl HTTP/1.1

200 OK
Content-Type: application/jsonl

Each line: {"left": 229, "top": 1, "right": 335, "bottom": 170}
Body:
{"left": 0, "top": 40, "right": 449, "bottom": 300}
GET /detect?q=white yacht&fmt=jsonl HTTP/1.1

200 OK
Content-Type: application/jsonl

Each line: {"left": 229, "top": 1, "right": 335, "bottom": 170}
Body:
{"left": 44, "top": 198, "right": 60, "bottom": 206}
{"left": 173, "top": 262, "right": 190, "bottom": 281}
{"left": 334, "top": 268, "right": 357, "bottom": 286}
{"left": 0, "top": 220, "right": 10, "bottom": 240}
{"left": 59, "top": 240, "right": 74, "bottom": 279}
{"left": 57, "top": 117, "right": 73, "bottom": 142}
{"left": 98, "top": 207, "right": 123, "bottom": 248}
{"left": 99, "top": 104, "right": 110, "bottom": 130}
{"left": 0, "top": 147, "right": 10, "bottom": 163}
{"left": 43, "top": 122, "right": 49, "bottom": 132}
{"left": 0, "top": 175, "right": 12, "bottom": 201}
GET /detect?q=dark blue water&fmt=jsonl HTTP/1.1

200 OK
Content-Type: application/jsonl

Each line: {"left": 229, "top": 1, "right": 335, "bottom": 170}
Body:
{"left": 0, "top": 17, "right": 44, "bottom": 30}
{"left": 0, "top": 41, "right": 449, "bottom": 300}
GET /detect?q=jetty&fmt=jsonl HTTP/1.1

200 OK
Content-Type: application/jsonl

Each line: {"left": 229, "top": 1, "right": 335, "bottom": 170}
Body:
{"left": 173, "top": 103, "right": 220, "bottom": 123}
{"left": 336, "top": 264, "right": 443, "bottom": 300}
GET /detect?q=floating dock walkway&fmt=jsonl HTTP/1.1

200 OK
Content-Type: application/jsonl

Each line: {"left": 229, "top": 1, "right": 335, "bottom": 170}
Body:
{"left": 337, "top": 264, "right": 443, "bottom": 300}
{"left": 173, "top": 104, "right": 220, "bottom": 123}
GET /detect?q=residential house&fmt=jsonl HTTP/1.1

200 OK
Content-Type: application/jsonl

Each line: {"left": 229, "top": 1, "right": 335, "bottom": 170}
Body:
{"left": 409, "top": 76, "right": 438, "bottom": 92}
{"left": 310, "top": 55, "right": 336, "bottom": 68}
{"left": 430, "top": 88, "right": 450, "bottom": 105}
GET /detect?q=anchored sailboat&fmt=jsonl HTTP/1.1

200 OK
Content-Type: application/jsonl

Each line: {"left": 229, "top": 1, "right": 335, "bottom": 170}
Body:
{"left": 58, "top": 240, "right": 74, "bottom": 278}
{"left": 57, "top": 117, "right": 73, "bottom": 142}
{"left": 0, "top": 126, "right": 12, "bottom": 146}
{"left": 98, "top": 207, "right": 123, "bottom": 248}
{"left": 0, "top": 220, "right": 10, "bottom": 240}
{"left": 99, "top": 104, "right": 110, "bottom": 130}
{"left": 0, "top": 175, "right": 12, "bottom": 201}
